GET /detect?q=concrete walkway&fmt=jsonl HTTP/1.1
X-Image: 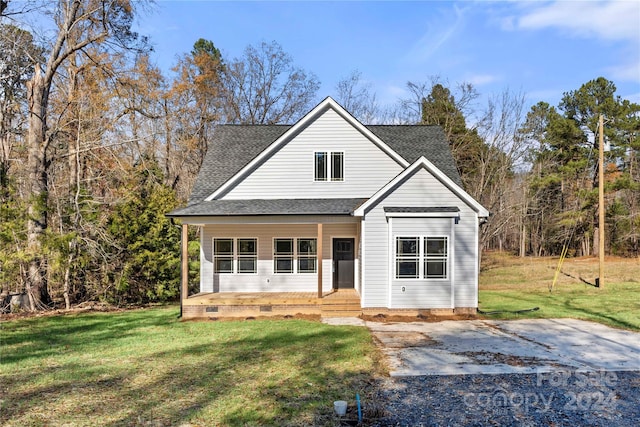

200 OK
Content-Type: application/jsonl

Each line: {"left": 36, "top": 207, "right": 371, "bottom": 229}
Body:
{"left": 366, "top": 319, "right": 640, "bottom": 377}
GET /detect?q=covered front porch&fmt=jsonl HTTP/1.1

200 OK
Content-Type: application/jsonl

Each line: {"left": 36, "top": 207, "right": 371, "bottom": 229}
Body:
{"left": 181, "top": 289, "right": 362, "bottom": 319}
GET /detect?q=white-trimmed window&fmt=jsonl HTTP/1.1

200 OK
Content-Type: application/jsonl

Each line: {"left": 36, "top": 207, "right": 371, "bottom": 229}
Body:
{"left": 214, "top": 238, "right": 234, "bottom": 273}
{"left": 237, "top": 238, "right": 257, "bottom": 274}
{"left": 297, "top": 238, "right": 317, "bottom": 273}
{"left": 274, "top": 238, "right": 294, "bottom": 273}
{"left": 274, "top": 238, "right": 318, "bottom": 274}
{"left": 213, "top": 238, "right": 257, "bottom": 274}
{"left": 314, "top": 151, "right": 343, "bottom": 181}
{"left": 425, "top": 237, "right": 447, "bottom": 279}
{"left": 396, "top": 237, "right": 419, "bottom": 279}
{"left": 395, "top": 236, "right": 448, "bottom": 279}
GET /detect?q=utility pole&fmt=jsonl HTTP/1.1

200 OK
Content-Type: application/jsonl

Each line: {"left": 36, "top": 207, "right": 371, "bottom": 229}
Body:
{"left": 597, "top": 114, "right": 605, "bottom": 288}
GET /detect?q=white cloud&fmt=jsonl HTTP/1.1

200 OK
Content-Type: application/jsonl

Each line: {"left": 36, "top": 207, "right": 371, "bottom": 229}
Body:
{"left": 405, "top": 4, "right": 468, "bottom": 64}
{"left": 607, "top": 59, "right": 640, "bottom": 82}
{"left": 517, "top": 1, "right": 640, "bottom": 41}
{"left": 622, "top": 91, "right": 640, "bottom": 104}
{"left": 465, "top": 73, "right": 500, "bottom": 86}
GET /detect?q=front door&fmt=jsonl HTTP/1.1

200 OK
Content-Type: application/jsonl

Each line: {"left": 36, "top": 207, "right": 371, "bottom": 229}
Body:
{"left": 333, "top": 238, "right": 355, "bottom": 289}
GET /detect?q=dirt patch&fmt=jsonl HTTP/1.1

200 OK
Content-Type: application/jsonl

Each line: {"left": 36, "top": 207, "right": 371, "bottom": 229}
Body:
{"left": 374, "top": 331, "right": 437, "bottom": 348}
{"left": 456, "top": 351, "right": 545, "bottom": 367}
{"left": 362, "top": 313, "right": 477, "bottom": 323}
{"left": 0, "top": 301, "right": 127, "bottom": 321}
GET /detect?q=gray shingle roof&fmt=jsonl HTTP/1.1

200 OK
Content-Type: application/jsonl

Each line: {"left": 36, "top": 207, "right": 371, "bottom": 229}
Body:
{"left": 186, "top": 124, "right": 462, "bottom": 206}
{"left": 367, "top": 126, "right": 463, "bottom": 188}
{"left": 188, "top": 125, "right": 290, "bottom": 205}
{"left": 168, "top": 198, "right": 368, "bottom": 217}
{"left": 384, "top": 207, "right": 460, "bottom": 213}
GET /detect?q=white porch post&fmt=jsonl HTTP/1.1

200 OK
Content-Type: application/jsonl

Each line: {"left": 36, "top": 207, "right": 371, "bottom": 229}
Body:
{"left": 317, "top": 223, "right": 323, "bottom": 298}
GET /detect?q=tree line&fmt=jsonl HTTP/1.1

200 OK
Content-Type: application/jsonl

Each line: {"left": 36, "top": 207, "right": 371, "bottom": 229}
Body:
{"left": 1, "top": 0, "right": 638, "bottom": 311}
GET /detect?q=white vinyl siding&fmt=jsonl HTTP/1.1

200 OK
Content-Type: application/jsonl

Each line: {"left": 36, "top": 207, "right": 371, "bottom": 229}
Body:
{"left": 361, "top": 167, "right": 480, "bottom": 309}
{"left": 200, "top": 222, "right": 358, "bottom": 293}
{"left": 222, "top": 108, "right": 403, "bottom": 199}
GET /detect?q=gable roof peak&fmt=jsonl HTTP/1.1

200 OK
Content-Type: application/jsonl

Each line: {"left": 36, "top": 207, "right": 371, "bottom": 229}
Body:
{"left": 205, "top": 96, "right": 408, "bottom": 201}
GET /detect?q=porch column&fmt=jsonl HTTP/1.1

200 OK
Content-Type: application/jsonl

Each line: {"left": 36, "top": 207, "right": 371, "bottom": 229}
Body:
{"left": 181, "top": 224, "right": 189, "bottom": 302}
{"left": 317, "top": 223, "right": 323, "bottom": 298}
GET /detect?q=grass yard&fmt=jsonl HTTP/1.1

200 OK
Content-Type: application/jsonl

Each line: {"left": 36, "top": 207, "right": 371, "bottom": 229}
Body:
{"left": 479, "top": 252, "right": 640, "bottom": 330}
{"left": 0, "top": 308, "right": 380, "bottom": 426}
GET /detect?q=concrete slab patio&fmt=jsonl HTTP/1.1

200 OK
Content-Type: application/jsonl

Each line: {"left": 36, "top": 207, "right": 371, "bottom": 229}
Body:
{"left": 367, "top": 318, "right": 640, "bottom": 377}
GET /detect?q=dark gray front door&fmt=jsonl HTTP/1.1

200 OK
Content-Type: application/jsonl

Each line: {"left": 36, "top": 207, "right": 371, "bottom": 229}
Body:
{"left": 333, "top": 238, "right": 355, "bottom": 289}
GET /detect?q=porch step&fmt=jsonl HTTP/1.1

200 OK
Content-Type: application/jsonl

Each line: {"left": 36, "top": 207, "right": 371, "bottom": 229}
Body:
{"left": 321, "top": 290, "right": 361, "bottom": 318}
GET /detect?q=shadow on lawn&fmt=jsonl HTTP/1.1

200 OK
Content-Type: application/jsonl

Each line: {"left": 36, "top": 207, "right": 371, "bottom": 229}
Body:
{"left": 562, "top": 298, "right": 639, "bottom": 331}
{"left": 1, "top": 310, "right": 376, "bottom": 426}
{"left": 1, "top": 308, "right": 173, "bottom": 365}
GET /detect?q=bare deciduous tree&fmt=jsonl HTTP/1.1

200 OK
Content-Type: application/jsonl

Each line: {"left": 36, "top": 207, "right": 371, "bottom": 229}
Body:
{"left": 23, "top": 0, "right": 145, "bottom": 310}
{"left": 221, "top": 41, "right": 320, "bottom": 124}
{"left": 334, "top": 70, "right": 379, "bottom": 124}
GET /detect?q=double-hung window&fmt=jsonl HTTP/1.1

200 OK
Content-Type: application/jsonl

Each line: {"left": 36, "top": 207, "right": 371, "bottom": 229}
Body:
{"left": 297, "top": 238, "right": 317, "bottom": 273}
{"left": 237, "top": 238, "right": 257, "bottom": 274}
{"left": 274, "top": 238, "right": 317, "bottom": 273}
{"left": 395, "top": 236, "right": 448, "bottom": 279}
{"left": 314, "top": 151, "right": 343, "bottom": 181}
{"left": 274, "top": 238, "right": 294, "bottom": 273}
{"left": 425, "top": 237, "right": 447, "bottom": 278}
{"left": 396, "top": 237, "right": 419, "bottom": 279}
{"left": 213, "top": 238, "right": 257, "bottom": 274}
{"left": 213, "top": 239, "right": 234, "bottom": 273}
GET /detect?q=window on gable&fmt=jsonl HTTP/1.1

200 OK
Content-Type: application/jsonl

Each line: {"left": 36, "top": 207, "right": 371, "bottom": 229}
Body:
{"left": 314, "top": 151, "right": 343, "bottom": 181}
{"left": 314, "top": 152, "right": 327, "bottom": 181}
{"left": 331, "top": 152, "right": 344, "bottom": 181}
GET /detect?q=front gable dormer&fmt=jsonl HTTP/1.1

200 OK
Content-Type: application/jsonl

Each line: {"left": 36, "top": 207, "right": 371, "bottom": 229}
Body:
{"left": 206, "top": 97, "right": 408, "bottom": 201}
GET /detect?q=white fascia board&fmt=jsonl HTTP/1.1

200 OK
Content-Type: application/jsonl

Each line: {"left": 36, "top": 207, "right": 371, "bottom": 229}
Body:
{"left": 205, "top": 97, "right": 408, "bottom": 201}
{"left": 384, "top": 212, "right": 460, "bottom": 218}
{"left": 354, "top": 156, "right": 490, "bottom": 217}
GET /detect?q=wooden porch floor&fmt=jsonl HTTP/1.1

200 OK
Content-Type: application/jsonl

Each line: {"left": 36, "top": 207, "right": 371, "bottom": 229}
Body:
{"left": 184, "top": 291, "right": 323, "bottom": 306}
{"left": 182, "top": 289, "right": 362, "bottom": 318}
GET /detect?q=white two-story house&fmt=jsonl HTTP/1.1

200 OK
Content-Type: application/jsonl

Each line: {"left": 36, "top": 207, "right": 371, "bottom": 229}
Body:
{"left": 168, "top": 97, "right": 489, "bottom": 319}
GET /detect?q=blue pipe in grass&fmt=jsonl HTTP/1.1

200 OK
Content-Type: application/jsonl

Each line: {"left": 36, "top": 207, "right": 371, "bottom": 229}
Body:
{"left": 356, "top": 393, "right": 362, "bottom": 423}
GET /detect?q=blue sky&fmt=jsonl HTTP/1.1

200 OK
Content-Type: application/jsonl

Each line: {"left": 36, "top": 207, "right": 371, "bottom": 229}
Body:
{"left": 137, "top": 1, "right": 640, "bottom": 112}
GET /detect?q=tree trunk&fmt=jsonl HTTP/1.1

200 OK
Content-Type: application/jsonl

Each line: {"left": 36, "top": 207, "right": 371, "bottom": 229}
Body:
{"left": 25, "top": 68, "right": 51, "bottom": 310}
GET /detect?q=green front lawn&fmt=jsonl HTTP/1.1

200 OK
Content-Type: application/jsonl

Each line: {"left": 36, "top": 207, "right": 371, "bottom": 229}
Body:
{"left": 0, "top": 308, "right": 379, "bottom": 426}
{"left": 479, "top": 253, "right": 640, "bottom": 330}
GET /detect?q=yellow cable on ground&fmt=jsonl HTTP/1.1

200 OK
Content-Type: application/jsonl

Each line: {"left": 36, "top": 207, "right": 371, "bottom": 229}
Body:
{"left": 550, "top": 245, "right": 569, "bottom": 292}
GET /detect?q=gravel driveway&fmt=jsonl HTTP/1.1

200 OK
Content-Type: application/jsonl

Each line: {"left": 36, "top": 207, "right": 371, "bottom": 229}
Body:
{"left": 371, "top": 371, "right": 640, "bottom": 426}
{"left": 358, "top": 318, "right": 640, "bottom": 426}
